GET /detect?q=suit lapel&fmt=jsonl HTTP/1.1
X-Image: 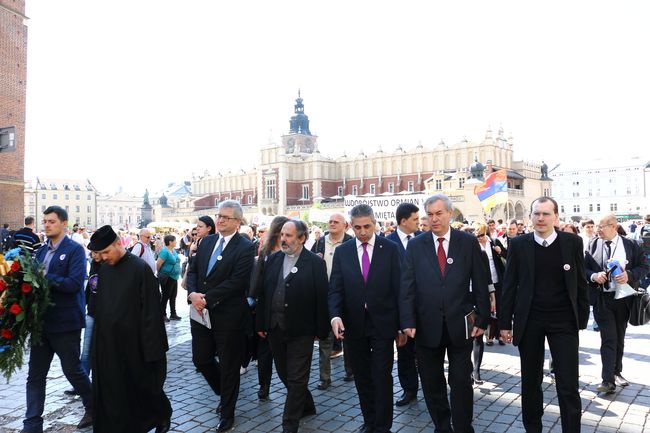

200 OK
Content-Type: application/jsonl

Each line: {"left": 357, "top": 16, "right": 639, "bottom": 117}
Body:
{"left": 445, "top": 230, "right": 459, "bottom": 278}
{"left": 559, "top": 232, "right": 572, "bottom": 290}
{"left": 423, "top": 233, "right": 443, "bottom": 280}
{"left": 525, "top": 233, "right": 536, "bottom": 282}
{"left": 284, "top": 247, "right": 309, "bottom": 284}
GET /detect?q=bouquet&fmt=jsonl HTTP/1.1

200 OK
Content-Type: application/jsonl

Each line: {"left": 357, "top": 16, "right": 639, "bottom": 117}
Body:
{"left": 0, "top": 248, "right": 53, "bottom": 381}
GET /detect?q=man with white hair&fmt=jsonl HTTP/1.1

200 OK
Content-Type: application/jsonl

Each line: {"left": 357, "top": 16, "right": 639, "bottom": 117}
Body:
{"left": 131, "top": 228, "right": 156, "bottom": 274}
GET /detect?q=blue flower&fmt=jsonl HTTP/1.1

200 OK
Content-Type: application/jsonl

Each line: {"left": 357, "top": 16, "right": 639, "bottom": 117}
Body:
{"left": 4, "top": 248, "right": 22, "bottom": 261}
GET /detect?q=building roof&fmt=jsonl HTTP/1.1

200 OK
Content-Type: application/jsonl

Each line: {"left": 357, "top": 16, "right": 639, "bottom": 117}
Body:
{"left": 33, "top": 178, "right": 96, "bottom": 192}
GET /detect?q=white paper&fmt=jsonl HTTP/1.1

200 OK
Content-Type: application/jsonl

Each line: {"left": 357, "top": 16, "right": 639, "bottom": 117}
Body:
{"left": 190, "top": 307, "right": 212, "bottom": 329}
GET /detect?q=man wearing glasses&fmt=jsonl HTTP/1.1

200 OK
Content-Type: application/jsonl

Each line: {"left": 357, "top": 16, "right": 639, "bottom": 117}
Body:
{"left": 131, "top": 228, "right": 156, "bottom": 274}
{"left": 186, "top": 200, "right": 255, "bottom": 432}
{"left": 584, "top": 213, "right": 649, "bottom": 394}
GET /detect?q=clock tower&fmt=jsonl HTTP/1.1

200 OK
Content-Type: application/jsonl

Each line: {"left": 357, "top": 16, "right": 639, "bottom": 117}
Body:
{"left": 282, "top": 91, "right": 318, "bottom": 154}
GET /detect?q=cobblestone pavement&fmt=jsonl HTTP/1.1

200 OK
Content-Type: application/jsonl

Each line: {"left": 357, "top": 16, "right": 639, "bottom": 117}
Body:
{"left": 1, "top": 299, "right": 649, "bottom": 433}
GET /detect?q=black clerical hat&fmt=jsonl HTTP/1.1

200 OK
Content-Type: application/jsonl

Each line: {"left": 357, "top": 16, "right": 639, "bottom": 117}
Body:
{"left": 88, "top": 225, "right": 118, "bottom": 251}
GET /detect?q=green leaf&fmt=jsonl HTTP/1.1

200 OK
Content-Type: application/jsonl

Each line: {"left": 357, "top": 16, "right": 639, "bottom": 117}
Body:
{"left": 16, "top": 312, "right": 25, "bottom": 322}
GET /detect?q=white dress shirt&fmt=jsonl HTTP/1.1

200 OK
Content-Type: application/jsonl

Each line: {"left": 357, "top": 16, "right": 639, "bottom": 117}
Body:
{"left": 396, "top": 227, "right": 415, "bottom": 250}
{"left": 533, "top": 230, "right": 558, "bottom": 247}
{"left": 211, "top": 232, "right": 235, "bottom": 256}
{"left": 431, "top": 227, "right": 451, "bottom": 256}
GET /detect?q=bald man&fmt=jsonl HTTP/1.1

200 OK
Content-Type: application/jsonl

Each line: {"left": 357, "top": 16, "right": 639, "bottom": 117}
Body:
{"left": 131, "top": 229, "right": 156, "bottom": 274}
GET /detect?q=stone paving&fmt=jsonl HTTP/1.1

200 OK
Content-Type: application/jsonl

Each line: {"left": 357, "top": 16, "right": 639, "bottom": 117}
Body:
{"left": 1, "top": 299, "right": 649, "bottom": 433}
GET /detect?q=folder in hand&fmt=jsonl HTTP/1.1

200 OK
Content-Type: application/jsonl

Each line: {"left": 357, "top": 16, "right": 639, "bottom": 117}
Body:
{"left": 190, "top": 307, "right": 212, "bottom": 329}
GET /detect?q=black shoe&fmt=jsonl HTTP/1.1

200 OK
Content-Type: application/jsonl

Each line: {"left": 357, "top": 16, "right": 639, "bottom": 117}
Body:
{"left": 356, "top": 424, "right": 373, "bottom": 433}
{"left": 317, "top": 379, "right": 331, "bottom": 390}
{"left": 215, "top": 402, "right": 222, "bottom": 414}
{"left": 597, "top": 381, "right": 616, "bottom": 394}
{"left": 216, "top": 417, "right": 234, "bottom": 432}
{"left": 343, "top": 373, "right": 355, "bottom": 382}
{"left": 593, "top": 326, "right": 600, "bottom": 332}
{"left": 302, "top": 405, "right": 317, "bottom": 418}
{"left": 472, "top": 373, "right": 484, "bottom": 385}
{"left": 486, "top": 340, "right": 494, "bottom": 346}
{"left": 76, "top": 410, "right": 93, "bottom": 428}
{"left": 395, "top": 391, "right": 416, "bottom": 407}
{"left": 163, "top": 315, "right": 170, "bottom": 323}
{"left": 63, "top": 388, "right": 79, "bottom": 396}
{"left": 257, "top": 386, "right": 270, "bottom": 401}
{"left": 498, "top": 339, "right": 506, "bottom": 346}
{"left": 614, "top": 374, "right": 629, "bottom": 387}
{"left": 155, "top": 418, "right": 171, "bottom": 433}
{"left": 169, "top": 314, "right": 181, "bottom": 321}
{"left": 282, "top": 428, "right": 298, "bottom": 433}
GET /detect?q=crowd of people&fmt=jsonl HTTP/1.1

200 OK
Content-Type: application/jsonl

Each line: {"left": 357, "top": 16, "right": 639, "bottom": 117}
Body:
{"left": 2, "top": 197, "right": 649, "bottom": 433}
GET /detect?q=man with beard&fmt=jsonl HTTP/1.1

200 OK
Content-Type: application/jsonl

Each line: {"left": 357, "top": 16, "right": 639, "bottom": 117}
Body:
{"left": 88, "top": 225, "right": 171, "bottom": 433}
{"left": 256, "top": 220, "right": 330, "bottom": 433}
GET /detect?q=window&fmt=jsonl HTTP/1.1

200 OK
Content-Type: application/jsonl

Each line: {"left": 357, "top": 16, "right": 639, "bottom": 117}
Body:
{"left": 87, "top": 206, "right": 91, "bottom": 213}
{"left": 266, "top": 178, "right": 276, "bottom": 199}
{"left": 572, "top": 192, "right": 580, "bottom": 198}
{"left": 596, "top": 203, "right": 601, "bottom": 212}
{"left": 560, "top": 205, "right": 565, "bottom": 213}
{"left": 458, "top": 178, "right": 465, "bottom": 189}
{"left": 41, "top": 205, "right": 46, "bottom": 212}
{"left": 588, "top": 189, "right": 592, "bottom": 197}
{"left": 76, "top": 194, "right": 80, "bottom": 200}
{"left": 87, "top": 195, "right": 91, "bottom": 200}
{"left": 53, "top": 194, "right": 58, "bottom": 200}
{"left": 627, "top": 187, "right": 632, "bottom": 195}
{"left": 65, "top": 206, "right": 69, "bottom": 212}
{"left": 337, "top": 186, "right": 344, "bottom": 196}
{"left": 407, "top": 181, "right": 414, "bottom": 192}
{"left": 75, "top": 217, "right": 80, "bottom": 224}
{"left": 573, "top": 204, "right": 580, "bottom": 213}
{"left": 352, "top": 185, "right": 358, "bottom": 195}
{"left": 41, "top": 193, "right": 46, "bottom": 199}
{"left": 236, "top": 196, "right": 241, "bottom": 202}
{"left": 301, "top": 185, "right": 309, "bottom": 200}
{"left": 64, "top": 194, "right": 69, "bottom": 200}
{"left": 589, "top": 204, "right": 593, "bottom": 212}
{"left": 436, "top": 179, "right": 443, "bottom": 190}
{"left": 369, "top": 184, "right": 376, "bottom": 194}
{"left": 75, "top": 206, "right": 80, "bottom": 212}
{"left": 572, "top": 181, "right": 579, "bottom": 186}
{"left": 247, "top": 195, "right": 253, "bottom": 204}
{"left": 543, "top": 188, "right": 550, "bottom": 196}
{"left": 388, "top": 183, "right": 395, "bottom": 193}
{"left": 610, "top": 203, "right": 617, "bottom": 211}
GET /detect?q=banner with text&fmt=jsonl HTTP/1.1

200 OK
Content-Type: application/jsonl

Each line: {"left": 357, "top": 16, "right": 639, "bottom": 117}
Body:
{"left": 343, "top": 194, "right": 428, "bottom": 222}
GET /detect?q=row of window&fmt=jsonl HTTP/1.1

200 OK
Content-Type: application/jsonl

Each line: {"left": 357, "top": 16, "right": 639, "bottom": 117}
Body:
{"left": 41, "top": 205, "right": 92, "bottom": 213}
{"left": 561, "top": 203, "right": 618, "bottom": 214}
{"left": 40, "top": 193, "right": 93, "bottom": 201}
{"left": 562, "top": 186, "right": 637, "bottom": 198}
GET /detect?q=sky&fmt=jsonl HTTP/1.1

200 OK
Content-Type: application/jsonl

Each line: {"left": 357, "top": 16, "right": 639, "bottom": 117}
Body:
{"left": 23, "top": 1, "right": 650, "bottom": 196}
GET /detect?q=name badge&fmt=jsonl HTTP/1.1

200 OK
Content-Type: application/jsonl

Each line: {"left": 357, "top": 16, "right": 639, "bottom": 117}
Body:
{"left": 59, "top": 254, "right": 66, "bottom": 261}
{"left": 563, "top": 264, "right": 571, "bottom": 271}
{"left": 447, "top": 258, "right": 454, "bottom": 265}
{"left": 291, "top": 266, "right": 298, "bottom": 274}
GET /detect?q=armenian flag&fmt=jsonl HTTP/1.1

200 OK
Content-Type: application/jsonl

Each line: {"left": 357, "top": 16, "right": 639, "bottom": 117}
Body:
{"left": 474, "top": 169, "right": 508, "bottom": 212}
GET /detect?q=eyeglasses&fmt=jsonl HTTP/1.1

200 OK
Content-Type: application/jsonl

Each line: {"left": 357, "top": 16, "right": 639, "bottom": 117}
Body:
{"left": 216, "top": 214, "right": 239, "bottom": 222}
{"left": 596, "top": 223, "right": 614, "bottom": 229}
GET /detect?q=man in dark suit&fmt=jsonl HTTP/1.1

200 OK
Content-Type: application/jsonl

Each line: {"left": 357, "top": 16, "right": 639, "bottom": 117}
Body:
{"left": 499, "top": 196, "right": 590, "bottom": 433}
{"left": 24, "top": 206, "right": 92, "bottom": 433}
{"left": 584, "top": 213, "right": 650, "bottom": 394}
{"left": 400, "top": 194, "right": 490, "bottom": 433}
{"left": 330, "top": 204, "right": 402, "bottom": 433}
{"left": 386, "top": 202, "right": 421, "bottom": 407}
{"left": 186, "top": 200, "right": 255, "bottom": 432}
{"left": 256, "top": 220, "right": 330, "bottom": 433}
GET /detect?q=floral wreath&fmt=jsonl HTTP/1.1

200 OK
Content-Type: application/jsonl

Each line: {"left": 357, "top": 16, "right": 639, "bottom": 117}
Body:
{"left": 0, "top": 248, "right": 52, "bottom": 381}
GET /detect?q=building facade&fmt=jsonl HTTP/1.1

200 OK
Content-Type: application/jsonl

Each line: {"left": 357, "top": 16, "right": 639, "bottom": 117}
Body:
{"left": 0, "top": 1, "right": 28, "bottom": 229}
{"left": 553, "top": 157, "right": 650, "bottom": 221}
{"left": 96, "top": 192, "right": 142, "bottom": 230}
{"left": 24, "top": 178, "right": 98, "bottom": 231}
{"left": 191, "top": 94, "right": 552, "bottom": 223}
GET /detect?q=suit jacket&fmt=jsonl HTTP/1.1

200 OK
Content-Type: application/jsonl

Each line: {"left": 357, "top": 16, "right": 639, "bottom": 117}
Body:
{"left": 186, "top": 232, "right": 255, "bottom": 330}
{"left": 329, "top": 235, "right": 402, "bottom": 339}
{"left": 584, "top": 235, "right": 650, "bottom": 296}
{"left": 386, "top": 230, "right": 422, "bottom": 261}
{"left": 399, "top": 228, "right": 491, "bottom": 347}
{"left": 256, "top": 247, "right": 330, "bottom": 340}
{"left": 498, "top": 231, "right": 590, "bottom": 346}
{"left": 35, "top": 236, "right": 87, "bottom": 333}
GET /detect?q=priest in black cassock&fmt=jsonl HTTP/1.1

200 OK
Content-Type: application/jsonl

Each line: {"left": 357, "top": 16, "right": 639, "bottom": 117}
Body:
{"left": 88, "top": 225, "right": 172, "bottom": 433}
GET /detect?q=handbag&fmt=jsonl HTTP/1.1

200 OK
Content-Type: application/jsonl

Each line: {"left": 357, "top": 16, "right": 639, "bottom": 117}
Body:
{"left": 628, "top": 289, "right": 650, "bottom": 326}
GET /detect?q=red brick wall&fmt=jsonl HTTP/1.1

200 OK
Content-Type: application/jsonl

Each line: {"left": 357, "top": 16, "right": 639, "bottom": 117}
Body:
{"left": 0, "top": 1, "right": 27, "bottom": 228}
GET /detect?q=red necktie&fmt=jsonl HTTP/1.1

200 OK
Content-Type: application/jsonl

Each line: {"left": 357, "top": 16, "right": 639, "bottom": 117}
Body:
{"left": 437, "top": 237, "right": 446, "bottom": 274}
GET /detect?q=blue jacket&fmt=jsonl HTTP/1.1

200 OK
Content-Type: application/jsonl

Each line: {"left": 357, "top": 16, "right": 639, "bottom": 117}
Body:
{"left": 386, "top": 230, "right": 422, "bottom": 261}
{"left": 35, "top": 236, "right": 87, "bottom": 333}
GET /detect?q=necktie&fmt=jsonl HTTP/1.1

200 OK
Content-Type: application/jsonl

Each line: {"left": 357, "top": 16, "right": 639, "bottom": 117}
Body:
{"left": 361, "top": 242, "right": 370, "bottom": 283}
{"left": 542, "top": 240, "right": 548, "bottom": 247}
{"left": 437, "top": 237, "right": 446, "bottom": 274}
{"left": 604, "top": 240, "right": 612, "bottom": 289}
{"left": 406, "top": 234, "right": 411, "bottom": 250}
{"left": 207, "top": 237, "right": 225, "bottom": 274}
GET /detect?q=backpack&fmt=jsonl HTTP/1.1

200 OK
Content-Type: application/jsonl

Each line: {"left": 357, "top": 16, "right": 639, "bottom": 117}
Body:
{"left": 128, "top": 241, "right": 146, "bottom": 257}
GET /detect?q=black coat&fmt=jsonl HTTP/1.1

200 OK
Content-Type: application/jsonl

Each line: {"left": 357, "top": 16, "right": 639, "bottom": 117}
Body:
{"left": 386, "top": 230, "right": 423, "bottom": 262}
{"left": 399, "top": 229, "right": 491, "bottom": 347}
{"left": 186, "top": 232, "right": 255, "bottom": 330}
{"left": 256, "top": 247, "right": 330, "bottom": 340}
{"left": 498, "top": 231, "right": 590, "bottom": 346}
{"left": 329, "top": 235, "right": 402, "bottom": 339}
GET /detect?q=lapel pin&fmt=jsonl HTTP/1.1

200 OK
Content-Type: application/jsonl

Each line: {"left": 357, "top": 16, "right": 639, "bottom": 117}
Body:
{"left": 217, "top": 255, "right": 223, "bottom": 261}
{"left": 447, "top": 258, "right": 454, "bottom": 265}
{"left": 563, "top": 264, "right": 570, "bottom": 271}
{"left": 379, "top": 245, "right": 383, "bottom": 248}
{"left": 59, "top": 254, "right": 66, "bottom": 261}
{"left": 291, "top": 266, "right": 298, "bottom": 274}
